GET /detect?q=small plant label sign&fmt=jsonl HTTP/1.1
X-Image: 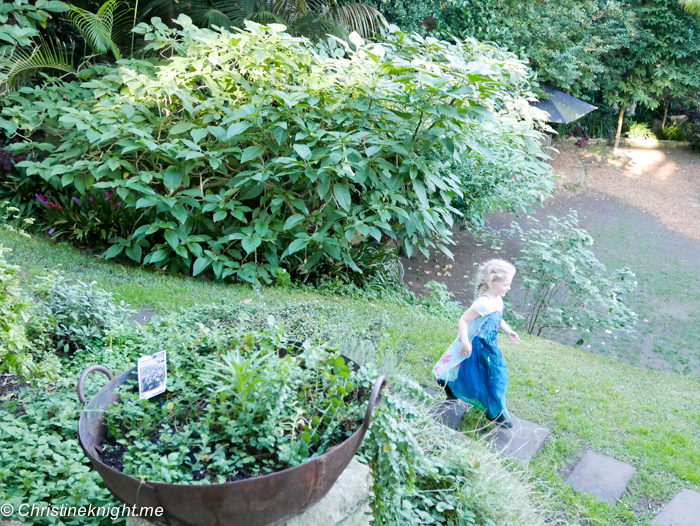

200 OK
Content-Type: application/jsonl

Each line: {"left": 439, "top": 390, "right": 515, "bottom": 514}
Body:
{"left": 138, "top": 351, "right": 167, "bottom": 400}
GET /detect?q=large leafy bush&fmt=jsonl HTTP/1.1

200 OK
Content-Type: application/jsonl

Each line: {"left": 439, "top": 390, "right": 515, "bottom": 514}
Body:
{"left": 6, "top": 18, "right": 550, "bottom": 284}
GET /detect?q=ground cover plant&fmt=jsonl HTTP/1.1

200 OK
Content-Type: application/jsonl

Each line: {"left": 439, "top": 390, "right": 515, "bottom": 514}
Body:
{"left": 4, "top": 19, "right": 552, "bottom": 287}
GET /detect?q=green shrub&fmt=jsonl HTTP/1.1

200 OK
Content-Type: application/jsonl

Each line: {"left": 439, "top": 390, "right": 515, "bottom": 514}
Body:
{"left": 30, "top": 274, "right": 135, "bottom": 353}
{"left": 7, "top": 18, "right": 551, "bottom": 285}
{"left": 626, "top": 122, "right": 654, "bottom": 140}
{"left": 661, "top": 123, "right": 683, "bottom": 141}
{"left": 0, "top": 246, "right": 33, "bottom": 376}
{"left": 688, "top": 119, "right": 700, "bottom": 151}
{"left": 509, "top": 211, "right": 638, "bottom": 342}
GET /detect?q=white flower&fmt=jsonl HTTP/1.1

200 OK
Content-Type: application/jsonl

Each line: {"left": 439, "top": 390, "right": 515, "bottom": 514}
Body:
{"left": 605, "top": 330, "right": 612, "bottom": 334}
{"left": 634, "top": 281, "right": 637, "bottom": 285}
{"left": 587, "top": 280, "right": 591, "bottom": 285}
{"left": 601, "top": 342, "right": 605, "bottom": 345}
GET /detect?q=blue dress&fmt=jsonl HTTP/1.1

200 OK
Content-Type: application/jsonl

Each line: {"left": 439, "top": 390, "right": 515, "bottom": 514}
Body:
{"left": 433, "top": 306, "right": 509, "bottom": 420}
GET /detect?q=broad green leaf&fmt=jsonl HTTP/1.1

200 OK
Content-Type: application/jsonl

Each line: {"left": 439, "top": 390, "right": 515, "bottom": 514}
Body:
{"left": 227, "top": 121, "right": 252, "bottom": 139}
{"left": 284, "top": 238, "right": 308, "bottom": 257}
{"left": 122, "top": 104, "right": 135, "bottom": 119}
{"left": 241, "top": 235, "right": 262, "bottom": 254}
{"left": 171, "top": 204, "right": 188, "bottom": 224}
{"left": 164, "top": 230, "right": 179, "bottom": 250}
{"left": 333, "top": 184, "right": 351, "bottom": 211}
{"left": 170, "top": 122, "right": 195, "bottom": 135}
{"left": 191, "top": 128, "right": 209, "bottom": 144}
{"left": 125, "top": 244, "right": 142, "bottom": 262}
{"left": 193, "top": 256, "right": 211, "bottom": 276}
{"left": 293, "top": 143, "right": 311, "bottom": 160}
{"left": 240, "top": 145, "right": 265, "bottom": 164}
{"left": 136, "top": 196, "right": 158, "bottom": 209}
{"left": 149, "top": 249, "right": 169, "bottom": 263}
{"left": 103, "top": 244, "right": 125, "bottom": 259}
{"left": 163, "top": 167, "right": 182, "bottom": 191}
{"left": 283, "top": 214, "right": 305, "bottom": 230}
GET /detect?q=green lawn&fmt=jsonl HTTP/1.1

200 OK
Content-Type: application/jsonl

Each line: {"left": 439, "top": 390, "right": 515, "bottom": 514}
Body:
{"left": 3, "top": 228, "right": 699, "bottom": 526}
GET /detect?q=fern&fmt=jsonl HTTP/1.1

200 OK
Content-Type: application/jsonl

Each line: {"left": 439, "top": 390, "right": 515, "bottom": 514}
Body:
{"left": 1, "top": 37, "right": 74, "bottom": 91}
{"left": 64, "top": 0, "right": 132, "bottom": 60}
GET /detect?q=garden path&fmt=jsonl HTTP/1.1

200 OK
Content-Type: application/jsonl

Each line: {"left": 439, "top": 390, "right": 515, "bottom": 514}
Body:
{"left": 427, "top": 386, "right": 698, "bottom": 524}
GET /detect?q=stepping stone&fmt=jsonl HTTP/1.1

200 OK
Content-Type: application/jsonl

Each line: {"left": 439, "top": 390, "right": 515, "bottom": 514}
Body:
{"left": 129, "top": 310, "right": 155, "bottom": 325}
{"left": 488, "top": 414, "right": 550, "bottom": 465}
{"left": 425, "top": 389, "right": 468, "bottom": 430}
{"left": 566, "top": 450, "right": 637, "bottom": 505}
{"left": 652, "top": 489, "right": 700, "bottom": 526}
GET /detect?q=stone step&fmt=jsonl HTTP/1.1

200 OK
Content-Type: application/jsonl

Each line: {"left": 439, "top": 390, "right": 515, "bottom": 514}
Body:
{"left": 129, "top": 310, "right": 155, "bottom": 325}
{"left": 487, "top": 414, "right": 550, "bottom": 465}
{"left": 652, "top": 489, "right": 700, "bottom": 526}
{"left": 566, "top": 450, "right": 637, "bottom": 506}
{"left": 425, "top": 389, "right": 468, "bottom": 430}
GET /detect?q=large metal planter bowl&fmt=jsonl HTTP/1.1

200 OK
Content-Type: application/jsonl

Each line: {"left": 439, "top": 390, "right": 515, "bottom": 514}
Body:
{"left": 77, "top": 364, "right": 386, "bottom": 526}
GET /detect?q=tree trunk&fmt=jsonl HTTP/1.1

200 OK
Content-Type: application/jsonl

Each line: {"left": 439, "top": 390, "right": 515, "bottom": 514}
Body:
{"left": 613, "top": 99, "right": 627, "bottom": 150}
{"left": 661, "top": 99, "right": 670, "bottom": 129}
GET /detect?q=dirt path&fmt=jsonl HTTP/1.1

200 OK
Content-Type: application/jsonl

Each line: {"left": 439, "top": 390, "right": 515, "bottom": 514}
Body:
{"left": 401, "top": 143, "right": 700, "bottom": 377}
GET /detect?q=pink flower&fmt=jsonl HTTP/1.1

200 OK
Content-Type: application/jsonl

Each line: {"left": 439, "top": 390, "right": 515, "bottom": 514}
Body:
{"left": 35, "top": 194, "right": 63, "bottom": 209}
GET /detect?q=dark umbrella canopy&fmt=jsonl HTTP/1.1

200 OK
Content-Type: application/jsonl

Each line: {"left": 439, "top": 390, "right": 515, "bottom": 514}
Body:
{"left": 532, "top": 84, "right": 597, "bottom": 123}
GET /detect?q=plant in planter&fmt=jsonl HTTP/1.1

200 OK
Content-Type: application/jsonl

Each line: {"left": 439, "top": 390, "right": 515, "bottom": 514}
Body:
{"left": 77, "top": 326, "right": 385, "bottom": 526}
{"left": 102, "top": 334, "right": 373, "bottom": 484}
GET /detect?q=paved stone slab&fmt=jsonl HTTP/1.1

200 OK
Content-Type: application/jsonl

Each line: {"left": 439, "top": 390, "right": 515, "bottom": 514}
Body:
{"left": 488, "top": 414, "right": 550, "bottom": 465}
{"left": 652, "top": 489, "right": 700, "bottom": 526}
{"left": 129, "top": 310, "right": 155, "bottom": 325}
{"left": 566, "top": 450, "right": 637, "bottom": 505}
{"left": 428, "top": 400, "right": 468, "bottom": 429}
{"left": 425, "top": 387, "right": 469, "bottom": 429}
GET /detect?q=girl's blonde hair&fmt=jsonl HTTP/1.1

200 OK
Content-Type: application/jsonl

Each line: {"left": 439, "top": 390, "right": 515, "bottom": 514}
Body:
{"left": 474, "top": 259, "right": 516, "bottom": 298}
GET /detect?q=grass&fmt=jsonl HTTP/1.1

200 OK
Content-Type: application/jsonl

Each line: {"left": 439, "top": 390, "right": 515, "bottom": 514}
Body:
{"left": 575, "top": 203, "right": 700, "bottom": 377}
{"left": 3, "top": 228, "right": 700, "bottom": 526}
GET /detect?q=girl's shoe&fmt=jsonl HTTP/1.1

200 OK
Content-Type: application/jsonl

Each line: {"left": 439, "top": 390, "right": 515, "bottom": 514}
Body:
{"left": 436, "top": 379, "right": 458, "bottom": 400}
{"left": 485, "top": 412, "right": 513, "bottom": 429}
{"left": 494, "top": 413, "right": 513, "bottom": 429}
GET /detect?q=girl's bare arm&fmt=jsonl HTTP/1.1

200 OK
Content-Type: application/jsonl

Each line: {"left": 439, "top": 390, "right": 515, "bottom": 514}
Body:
{"left": 458, "top": 307, "right": 481, "bottom": 353}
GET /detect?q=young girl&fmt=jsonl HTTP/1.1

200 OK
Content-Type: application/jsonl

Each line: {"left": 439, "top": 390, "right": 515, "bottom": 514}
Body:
{"left": 433, "top": 259, "right": 521, "bottom": 428}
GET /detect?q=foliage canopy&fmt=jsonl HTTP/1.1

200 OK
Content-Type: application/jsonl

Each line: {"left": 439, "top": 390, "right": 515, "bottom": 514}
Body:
{"left": 5, "top": 18, "right": 552, "bottom": 285}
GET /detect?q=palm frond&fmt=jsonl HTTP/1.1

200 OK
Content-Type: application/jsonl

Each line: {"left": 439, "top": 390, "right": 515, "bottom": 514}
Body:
{"left": 680, "top": 0, "right": 700, "bottom": 14}
{"left": 64, "top": 0, "right": 132, "bottom": 60}
{"left": 1, "top": 38, "right": 74, "bottom": 91}
{"left": 290, "top": 12, "right": 347, "bottom": 39}
{"left": 326, "top": 2, "right": 387, "bottom": 38}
